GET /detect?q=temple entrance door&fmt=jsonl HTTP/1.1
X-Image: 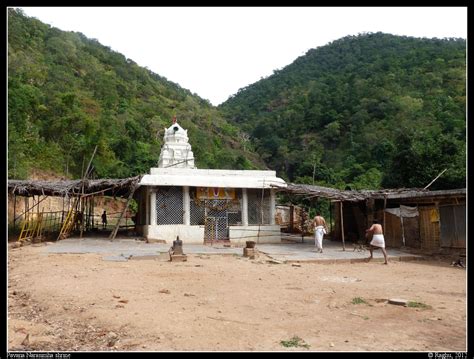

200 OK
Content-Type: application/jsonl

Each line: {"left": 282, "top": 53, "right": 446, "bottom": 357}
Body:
{"left": 204, "top": 200, "right": 229, "bottom": 243}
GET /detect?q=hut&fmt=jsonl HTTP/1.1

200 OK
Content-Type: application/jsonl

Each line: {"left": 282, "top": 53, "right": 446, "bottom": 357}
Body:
{"left": 285, "top": 184, "right": 466, "bottom": 253}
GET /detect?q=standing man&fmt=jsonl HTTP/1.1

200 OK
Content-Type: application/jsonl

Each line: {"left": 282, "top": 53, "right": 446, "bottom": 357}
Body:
{"left": 365, "top": 219, "right": 388, "bottom": 264}
{"left": 101, "top": 210, "right": 107, "bottom": 230}
{"left": 313, "top": 212, "right": 327, "bottom": 253}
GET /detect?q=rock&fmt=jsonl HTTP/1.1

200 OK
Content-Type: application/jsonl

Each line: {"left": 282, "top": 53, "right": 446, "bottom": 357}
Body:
{"left": 388, "top": 298, "right": 409, "bottom": 306}
{"left": 159, "top": 289, "right": 170, "bottom": 294}
{"left": 330, "top": 342, "right": 335, "bottom": 347}
{"left": 267, "top": 259, "right": 284, "bottom": 264}
{"left": 243, "top": 248, "right": 256, "bottom": 258}
{"left": 292, "top": 263, "right": 302, "bottom": 267}
{"left": 21, "top": 333, "right": 30, "bottom": 346}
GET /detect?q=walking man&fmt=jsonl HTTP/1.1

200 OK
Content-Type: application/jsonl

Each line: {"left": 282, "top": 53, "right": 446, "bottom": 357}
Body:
{"left": 313, "top": 212, "right": 327, "bottom": 253}
{"left": 101, "top": 210, "right": 107, "bottom": 230}
{"left": 365, "top": 219, "right": 388, "bottom": 264}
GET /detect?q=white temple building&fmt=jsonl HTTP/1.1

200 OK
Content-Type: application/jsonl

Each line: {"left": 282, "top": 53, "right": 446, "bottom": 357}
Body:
{"left": 135, "top": 118, "right": 287, "bottom": 244}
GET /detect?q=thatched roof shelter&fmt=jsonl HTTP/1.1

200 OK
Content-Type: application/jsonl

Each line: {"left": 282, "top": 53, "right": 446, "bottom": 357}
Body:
{"left": 8, "top": 176, "right": 142, "bottom": 198}
{"left": 284, "top": 183, "right": 466, "bottom": 202}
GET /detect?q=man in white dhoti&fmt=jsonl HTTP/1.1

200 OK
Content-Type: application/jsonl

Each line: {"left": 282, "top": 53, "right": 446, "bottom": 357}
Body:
{"left": 365, "top": 219, "right": 388, "bottom": 264}
{"left": 313, "top": 213, "right": 327, "bottom": 253}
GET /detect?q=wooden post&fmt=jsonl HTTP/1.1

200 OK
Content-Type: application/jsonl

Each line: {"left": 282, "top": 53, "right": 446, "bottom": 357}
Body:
{"left": 24, "top": 197, "right": 29, "bottom": 222}
{"left": 79, "top": 196, "right": 84, "bottom": 238}
{"left": 400, "top": 215, "right": 406, "bottom": 247}
{"left": 329, "top": 201, "right": 332, "bottom": 236}
{"left": 340, "top": 201, "right": 345, "bottom": 251}
{"left": 289, "top": 204, "right": 294, "bottom": 232}
{"left": 383, "top": 195, "right": 387, "bottom": 230}
{"left": 13, "top": 194, "right": 17, "bottom": 231}
{"left": 91, "top": 195, "right": 95, "bottom": 229}
{"left": 61, "top": 195, "right": 65, "bottom": 225}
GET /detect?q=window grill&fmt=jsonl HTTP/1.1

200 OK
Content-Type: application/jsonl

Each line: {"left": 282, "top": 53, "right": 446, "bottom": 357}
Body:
{"left": 190, "top": 188, "right": 205, "bottom": 225}
{"left": 248, "top": 189, "right": 271, "bottom": 225}
{"left": 155, "top": 186, "right": 183, "bottom": 225}
{"left": 227, "top": 189, "right": 242, "bottom": 225}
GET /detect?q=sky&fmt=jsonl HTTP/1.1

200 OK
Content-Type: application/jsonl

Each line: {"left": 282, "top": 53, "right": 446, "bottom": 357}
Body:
{"left": 18, "top": 7, "right": 467, "bottom": 106}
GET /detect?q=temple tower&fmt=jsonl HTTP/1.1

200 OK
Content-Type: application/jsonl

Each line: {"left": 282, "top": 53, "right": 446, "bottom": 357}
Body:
{"left": 158, "top": 117, "right": 196, "bottom": 169}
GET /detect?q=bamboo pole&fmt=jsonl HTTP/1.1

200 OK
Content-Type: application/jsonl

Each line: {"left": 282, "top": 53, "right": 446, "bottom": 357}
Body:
{"left": 424, "top": 168, "right": 447, "bottom": 190}
{"left": 109, "top": 180, "right": 139, "bottom": 241}
{"left": 80, "top": 145, "right": 98, "bottom": 239}
{"left": 15, "top": 196, "right": 48, "bottom": 222}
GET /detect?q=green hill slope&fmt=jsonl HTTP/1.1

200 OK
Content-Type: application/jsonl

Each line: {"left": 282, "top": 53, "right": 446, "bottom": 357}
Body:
{"left": 8, "top": 8, "right": 264, "bottom": 179}
{"left": 220, "top": 32, "right": 466, "bottom": 190}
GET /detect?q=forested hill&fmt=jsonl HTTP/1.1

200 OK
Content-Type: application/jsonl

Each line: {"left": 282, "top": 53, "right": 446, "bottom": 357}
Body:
{"left": 8, "top": 8, "right": 264, "bottom": 180}
{"left": 219, "top": 32, "right": 466, "bottom": 190}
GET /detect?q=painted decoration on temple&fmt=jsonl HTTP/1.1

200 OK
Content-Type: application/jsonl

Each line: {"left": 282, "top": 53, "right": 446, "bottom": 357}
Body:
{"left": 197, "top": 187, "right": 236, "bottom": 200}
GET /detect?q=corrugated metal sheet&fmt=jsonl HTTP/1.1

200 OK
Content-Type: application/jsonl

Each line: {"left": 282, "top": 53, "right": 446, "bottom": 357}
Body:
{"left": 440, "top": 206, "right": 455, "bottom": 247}
{"left": 453, "top": 205, "right": 466, "bottom": 248}
{"left": 439, "top": 204, "right": 466, "bottom": 249}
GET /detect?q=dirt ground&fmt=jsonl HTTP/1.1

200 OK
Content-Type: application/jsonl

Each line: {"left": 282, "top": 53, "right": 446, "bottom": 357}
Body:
{"left": 7, "top": 242, "right": 467, "bottom": 352}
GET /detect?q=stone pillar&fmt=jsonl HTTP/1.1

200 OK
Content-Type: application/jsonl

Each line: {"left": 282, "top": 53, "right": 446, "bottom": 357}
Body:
{"left": 242, "top": 188, "right": 249, "bottom": 226}
{"left": 183, "top": 186, "right": 190, "bottom": 225}
{"left": 269, "top": 189, "right": 276, "bottom": 225}
{"left": 150, "top": 188, "right": 157, "bottom": 225}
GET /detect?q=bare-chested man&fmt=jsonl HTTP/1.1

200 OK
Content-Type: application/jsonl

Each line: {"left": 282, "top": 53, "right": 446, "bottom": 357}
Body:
{"left": 365, "top": 219, "right": 388, "bottom": 264}
{"left": 313, "top": 213, "right": 327, "bottom": 253}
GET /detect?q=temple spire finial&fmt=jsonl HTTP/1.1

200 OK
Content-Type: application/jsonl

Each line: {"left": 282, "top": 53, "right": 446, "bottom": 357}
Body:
{"left": 172, "top": 116, "right": 177, "bottom": 124}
